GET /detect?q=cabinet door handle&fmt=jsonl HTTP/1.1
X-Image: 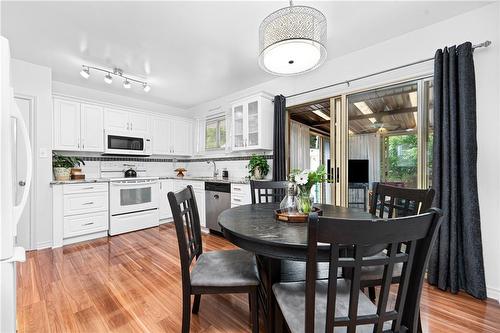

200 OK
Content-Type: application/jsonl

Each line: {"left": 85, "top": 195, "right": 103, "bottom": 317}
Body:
{"left": 82, "top": 186, "right": 94, "bottom": 190}
{"left": 82, "top": 222, "right": 94, "bottom": 226}
{"left": 130, "top": 123, "right": 133, "bottom": 131}
{"left": 82, "top": 201, "right": 94, "bottom": 205}
{"left": 233, "top": 198, "right": 241, "bottom": 202}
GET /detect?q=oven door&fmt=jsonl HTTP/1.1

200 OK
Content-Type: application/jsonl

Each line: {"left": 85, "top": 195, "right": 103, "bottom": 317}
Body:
{"left": 104, "top": 131, "right": 150, "bottom": 155}
{"left": 109, "top": 180, "right": 159, "bottom": 215}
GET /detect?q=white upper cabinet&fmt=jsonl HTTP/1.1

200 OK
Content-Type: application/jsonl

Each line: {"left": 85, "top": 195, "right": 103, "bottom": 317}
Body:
{"left": 104, "top": 108, "right": 150, "bottom": 134}
{"left": 53, "top": 99, "right": 81, "bottom": 151}
{"left": 104, "top": 108, "right": 129, "bottom": 131}
{"left": 151, "top": 115, "right": 193, "bottom": 156}
{"left": 53, "top": 97, "right": 192, "bottom": 156}
{"left": 53, "top": 99, "right": 104, "bottom": 152}
{"left": 152, "top": 116, "right": 172, "bottom": 155}
{"left": 231, "top": 93, "right": 273, "bottom": 151}
{"left": 80, "top": 104, "right": 104, "bottom": 152}
{"left": 172, "top": 118, "right": 192, "bottom": 155}
{"left": 129, "top": 112, "right": 149, "bottom": 133}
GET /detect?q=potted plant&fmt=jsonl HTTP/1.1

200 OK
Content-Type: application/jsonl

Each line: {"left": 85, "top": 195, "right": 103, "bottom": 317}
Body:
{"left": 52, "top": 153, "right": 85, "bottom": 181}
{"left": 290, "top": 165, "right": 327, "bottom": 213}
{"left": 248, "top": 154, "right": 270, "bottom": 180}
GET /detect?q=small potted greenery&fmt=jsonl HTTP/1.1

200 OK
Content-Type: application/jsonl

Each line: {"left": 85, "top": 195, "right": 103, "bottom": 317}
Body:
{"left": 52, "top": 153, "right": 85, "bottom": 181}
{"left": 289, "top": 165, "right": 327, "bottom": 213}
{"left": 248, "top": 154, "right": 270, "bottom": 180}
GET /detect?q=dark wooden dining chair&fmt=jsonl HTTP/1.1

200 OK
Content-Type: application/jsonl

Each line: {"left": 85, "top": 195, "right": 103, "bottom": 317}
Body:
{"left": 250, "top": 180, "right": 288, "bottom": 204}
{"left": 363, "top": 182, "right": 436, "bottom": 301}
{"left": 369, "top": 182, "right": 435, "bottom": 218}
{"left": 273, "top": 209, "right": 443, "bottom": 333}
{"left": 168, "top": 186, "right": 260, "bottom": 333}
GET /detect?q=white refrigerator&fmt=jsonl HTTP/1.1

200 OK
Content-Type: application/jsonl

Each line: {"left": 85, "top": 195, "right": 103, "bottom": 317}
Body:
{"left": 0, "top": 36, "right": 33, "bottom": 332}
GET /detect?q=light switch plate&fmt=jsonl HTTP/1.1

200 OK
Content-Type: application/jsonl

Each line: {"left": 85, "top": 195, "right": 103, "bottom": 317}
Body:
{"left": 39, "top": 148, "right": 49, "bottom": 158}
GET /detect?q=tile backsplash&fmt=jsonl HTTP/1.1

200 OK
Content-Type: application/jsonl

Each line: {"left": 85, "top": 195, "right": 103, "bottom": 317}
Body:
{"left": 74, "top": 154, "right": 273, "bottom": 180}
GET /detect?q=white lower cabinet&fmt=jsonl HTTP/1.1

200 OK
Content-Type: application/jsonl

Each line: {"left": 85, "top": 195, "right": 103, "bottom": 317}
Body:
{"left": 231, "top": 183, "right": 251, "bottom": 207}
{"left": 52, "top": 183, "right": 109, "bottom": 247}
{"left": 159, "top": 179, "right": 174, "bottom": 220}
{"left": 64, "top": 211, "right": 108, "bottom": 238}
{"left": 173, "top": 180, "right": 206, "bottom": 227}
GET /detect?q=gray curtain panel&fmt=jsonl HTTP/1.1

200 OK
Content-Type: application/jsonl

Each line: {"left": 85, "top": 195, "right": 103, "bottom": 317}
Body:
{"left": 273, "top": 95, "right": 287, "bottom": 181}
{"left": 427, "top": 42, "right": 486, "bottom": 299}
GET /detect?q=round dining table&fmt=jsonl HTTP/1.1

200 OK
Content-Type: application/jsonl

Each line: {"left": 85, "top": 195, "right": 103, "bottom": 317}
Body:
{"left": 218, "top": 202, "right": 374, "bottom": 333}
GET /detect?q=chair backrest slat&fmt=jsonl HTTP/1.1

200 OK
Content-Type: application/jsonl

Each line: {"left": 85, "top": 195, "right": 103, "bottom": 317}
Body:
{"left": 168, "top": 185, "right": 203, "bottom": 288}
{"left": 305, "top": 209, "right": 442, "bottom": 333}
{"left": 370, "top": 182, "right": 435, "bottom": 218}
{"left": 250, "top": 180, "right": 288, "bottom": 204}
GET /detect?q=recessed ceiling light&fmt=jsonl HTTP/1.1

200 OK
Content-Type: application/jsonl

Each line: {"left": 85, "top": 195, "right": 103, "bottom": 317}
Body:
{"left": 104, "top": 73, "right": 113, "bottom": 84}
{"left": 409, "top": 91, "right": 418, "bottom": 107}
{"left": 354, "top": 101, "right": 376, "bottom": 123}
{"left": 312, "top": 110, "right": 330, "bottom": 121}
{"left": 123, "top": 79, "right": 131, "bottom": 89}
{"left": 80, "top": 66, "right": 90, "bottom": 79}
{"left": 143, "top": 83, "right": 151, "bottom": 93}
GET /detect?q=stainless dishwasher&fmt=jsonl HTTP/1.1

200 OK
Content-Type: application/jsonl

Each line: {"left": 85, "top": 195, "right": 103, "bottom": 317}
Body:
{"left": 205, "top": 182, "right": 231, "bottom": 232}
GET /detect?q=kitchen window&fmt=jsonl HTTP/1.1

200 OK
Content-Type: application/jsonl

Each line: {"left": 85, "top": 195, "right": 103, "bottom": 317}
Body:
{"left": 205, "top": 117, "right": 226, "bottom": 150}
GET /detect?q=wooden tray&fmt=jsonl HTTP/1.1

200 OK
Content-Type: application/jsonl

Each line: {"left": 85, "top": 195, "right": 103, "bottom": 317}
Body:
{"left": 274, "top": 207, "right": 323, "bottom": 223}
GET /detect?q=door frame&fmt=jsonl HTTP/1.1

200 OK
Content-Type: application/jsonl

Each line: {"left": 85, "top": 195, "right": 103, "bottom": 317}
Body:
{"left": 335, "top": 75, "right": 434, "bottom": 207}
{"left": 14, "top": 94, "right": 36, "bottom": 250}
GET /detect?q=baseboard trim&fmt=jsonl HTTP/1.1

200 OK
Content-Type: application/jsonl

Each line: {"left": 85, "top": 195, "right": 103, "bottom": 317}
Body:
{"left": 36, "top": 240, "right": 53, "bottom": 250}
{"left": 487, "top": 286, "right": 500, "bottom": 303}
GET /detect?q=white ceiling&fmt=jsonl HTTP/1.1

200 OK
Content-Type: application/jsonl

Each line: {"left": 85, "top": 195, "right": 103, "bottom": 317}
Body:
{"left": 1, "top": 1, "right": 490, "bottom": 108}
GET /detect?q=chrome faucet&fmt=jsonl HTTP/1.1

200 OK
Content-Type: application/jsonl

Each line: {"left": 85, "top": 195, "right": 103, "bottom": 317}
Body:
{"left": 207, "top": 160, "right": 218, "bottom": 178}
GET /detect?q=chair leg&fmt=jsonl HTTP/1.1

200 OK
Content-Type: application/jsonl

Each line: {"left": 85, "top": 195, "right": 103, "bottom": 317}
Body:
{"left": 192, "top": 294, "right": 201, "bottom": 314}
{"left": 182, "top": 291, "right": 191, "bottom": 333}
{"left": 368, "top": 286, "right": 377, "bottom": 302}
{"left": 250, "top": 289, "right": 259, "bottom": 333}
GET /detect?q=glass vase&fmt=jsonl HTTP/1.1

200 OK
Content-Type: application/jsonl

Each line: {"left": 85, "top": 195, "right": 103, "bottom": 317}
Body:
{"left": 279, "top": 181, "right": 298, "bottom": 212}
{"left": 296, "top": 188, "right": 313, "bottom": 214}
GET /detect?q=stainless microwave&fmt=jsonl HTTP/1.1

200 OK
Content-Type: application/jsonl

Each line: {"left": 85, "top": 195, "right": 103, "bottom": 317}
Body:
{"left": 103, "top": 130, "right": 152, "bottom": 156}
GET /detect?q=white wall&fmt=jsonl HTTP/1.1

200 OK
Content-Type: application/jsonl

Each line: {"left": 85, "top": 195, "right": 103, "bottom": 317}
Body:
{"left": 11, "top": 59, "right": 53, "bottom": 249}
{"left": 189, "top": 3, "right": 500, "bottom": 301}
{"left": 52, "top": 81, "right": 187, "bottom": 117}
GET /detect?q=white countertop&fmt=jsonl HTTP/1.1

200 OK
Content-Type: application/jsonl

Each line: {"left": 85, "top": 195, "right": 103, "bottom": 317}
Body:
{"left": 50, "top": 175, "right": 249, "bottom": 185}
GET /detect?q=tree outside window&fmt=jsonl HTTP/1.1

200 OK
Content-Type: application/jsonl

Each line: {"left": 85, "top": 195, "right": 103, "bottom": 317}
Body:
{"left": 205, "top": 118, "right": 226, "bottom": 150}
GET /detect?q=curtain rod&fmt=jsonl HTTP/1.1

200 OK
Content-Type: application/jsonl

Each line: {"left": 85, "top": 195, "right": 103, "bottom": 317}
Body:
{"left": 284, "top": 40, "right": 492, "bottom": 100}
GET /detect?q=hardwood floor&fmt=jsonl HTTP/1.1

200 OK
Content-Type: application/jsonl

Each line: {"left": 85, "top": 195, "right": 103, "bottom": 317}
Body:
{"left": 17, "top": 223, "right": 500, "bottom": 333}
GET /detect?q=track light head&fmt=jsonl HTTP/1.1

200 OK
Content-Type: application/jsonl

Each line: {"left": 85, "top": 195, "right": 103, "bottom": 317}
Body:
{"left": 80, "top": 66, "right": 90, "bottom": 79}
{"left": 123, "top": 79, "right": 131, "bottom": 89}
{"left": 143, "top": 83, "right": 151, "bottom": 92}
{"left": 104, "top": 73, "right": 113, "bottom": 84}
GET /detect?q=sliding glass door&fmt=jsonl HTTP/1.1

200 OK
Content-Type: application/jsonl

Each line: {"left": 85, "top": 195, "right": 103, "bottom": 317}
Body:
{"left": 335, "top": 78, "right": 433, "bottom": 210}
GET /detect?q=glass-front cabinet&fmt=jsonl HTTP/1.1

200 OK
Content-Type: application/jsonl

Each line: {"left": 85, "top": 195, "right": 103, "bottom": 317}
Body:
{"left": 230, "top": 93, "right": 274, "bottom": 151}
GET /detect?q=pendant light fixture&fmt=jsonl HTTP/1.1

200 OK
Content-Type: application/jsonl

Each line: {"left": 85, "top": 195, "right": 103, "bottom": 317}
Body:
{"left": 259, "top": 0, "right": 327, "bottom": 76}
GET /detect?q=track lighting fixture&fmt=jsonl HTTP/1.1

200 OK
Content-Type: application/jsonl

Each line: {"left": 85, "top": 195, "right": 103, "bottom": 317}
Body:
{"left": 79, "top": 64, "right": 151, "bottom": 92}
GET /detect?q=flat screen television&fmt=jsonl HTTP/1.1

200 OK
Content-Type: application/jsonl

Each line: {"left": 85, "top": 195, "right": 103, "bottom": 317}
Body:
{"left": 348, "top": 159, "right": 369, "bottom": 183}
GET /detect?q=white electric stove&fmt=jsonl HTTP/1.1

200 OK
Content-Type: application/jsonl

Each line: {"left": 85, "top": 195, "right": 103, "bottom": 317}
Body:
{"left": 101, "top": 162, "right": 160, "bottom": 236}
